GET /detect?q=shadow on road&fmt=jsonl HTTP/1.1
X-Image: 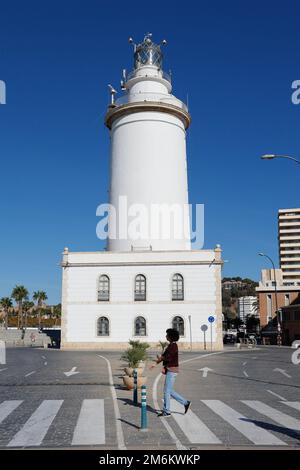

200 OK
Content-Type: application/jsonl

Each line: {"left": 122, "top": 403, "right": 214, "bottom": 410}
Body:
{"left": 241, "top": 418, "right": 300, "bottom": 442}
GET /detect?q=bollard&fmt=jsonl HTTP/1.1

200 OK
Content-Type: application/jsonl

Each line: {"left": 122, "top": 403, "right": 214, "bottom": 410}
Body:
{"left": 140, "top": 385, "right": 148, "bottom": 431}
{"left": 133, "top": 368, "right": 138, "bottom": 405}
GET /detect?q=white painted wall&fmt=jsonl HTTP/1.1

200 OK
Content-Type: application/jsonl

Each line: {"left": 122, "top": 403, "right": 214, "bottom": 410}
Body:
{"left": 62, "top": 252, "right": 220, "bottom": 345}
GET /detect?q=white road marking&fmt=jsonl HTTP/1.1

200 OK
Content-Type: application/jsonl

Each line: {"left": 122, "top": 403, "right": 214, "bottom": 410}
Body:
{"left": 64, "top": 366, "right": 79, "bottom": 377}
{"left": 44, "top": 362, "right": 47, "bottom": 366}
{"left": 0, "top": 368, "right": 8, "bottom": 372}
{"left": 42, "top": 356, "right": 46, "bottom": 360}
{"left": 202, "top": 400, "right": 286, "bottom": 445}
{"left": 25, "top": 371, "right": 36, "bottom": 377}
{"left": 273, "top": 368, "right": 292, "bottom": 378}
{"left": 243, "top": 371, "right": 249, "bottom": 377}
{"left": 267, "top": 390, "right": 287, "bottom": 401}
{"left": 170, "top": 399, "right": 221, "bottom": 444}
{"left": 153, "top": 374, "right": 186, "bottom": 450}
{"left": 72, "top": 399, "right": 105, "bottom": 445}
{"left": 7, "top": 400, "right": 63, "bottom": 447}
{"left": 151, "top": 351, "right": 232, "bottom": 451}
{"left": 198, "top": 367, "right": 214, "bottom": 378}
{"left": 0, "top": 401, "right": 23, "bottom": 424}
{"left": 97, "top": 355, "right": 126, "bottom": 450}
{"left": 242, "top": 400, "right": 300, "bottom": 432}
{"left": 243, "top": 362, "right": 247, "bottom": 366}
{"left": 282, "top": 402, "right": 300, "bottom": 412}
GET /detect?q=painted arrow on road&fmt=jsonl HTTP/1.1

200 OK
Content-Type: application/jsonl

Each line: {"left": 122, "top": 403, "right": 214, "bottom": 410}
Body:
{"left": 273, "top": 368, "right": 291, "bottom": 378}
{"left": 198, "top": 367, "right": 214, "bottom": 377}
{"left": 64, "top": 366, "right": 79, "bottom": 377}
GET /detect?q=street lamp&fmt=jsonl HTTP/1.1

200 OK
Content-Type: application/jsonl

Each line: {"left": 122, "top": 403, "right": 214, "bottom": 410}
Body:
{"left": 258, "top": 253, "right": 282, "bottom": 346}
{"left": 261, "top": 154, "right": 300, "bottom": 165}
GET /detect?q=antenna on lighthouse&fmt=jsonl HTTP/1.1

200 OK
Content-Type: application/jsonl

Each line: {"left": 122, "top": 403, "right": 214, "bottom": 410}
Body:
{"left": 128, "top": 36, "right": 136, "bottom": 52}
{"left": 108, "top": 84, "right": 117, "bottom": 106}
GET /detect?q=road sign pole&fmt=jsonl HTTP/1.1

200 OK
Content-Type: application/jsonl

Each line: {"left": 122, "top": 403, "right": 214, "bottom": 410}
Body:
{"left": 207, "top": 316, "right": 215, "bottom": 352}
{"left": 204, "top": 331, "right": 206, "bottom": 350}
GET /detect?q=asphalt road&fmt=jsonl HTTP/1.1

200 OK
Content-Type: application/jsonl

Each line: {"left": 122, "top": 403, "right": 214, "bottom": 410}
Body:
{"left": 0, "top": 346, "right": 299, "bottom": 449}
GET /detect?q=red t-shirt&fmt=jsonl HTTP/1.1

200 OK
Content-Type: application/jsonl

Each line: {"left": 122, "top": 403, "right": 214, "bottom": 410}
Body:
{"left": 162, "top": 342, "right": 179, "bottom": 372}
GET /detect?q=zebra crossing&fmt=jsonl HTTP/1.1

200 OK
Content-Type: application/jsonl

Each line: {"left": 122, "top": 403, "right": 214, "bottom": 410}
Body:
{"left": 0, "top": 399, "right": 106, "bottom": 447}
{"left": 170, "top": 399, "right": 300, "bottom": 446}
{"left": 0, "top": 398, "right": 299, "bottom": 447}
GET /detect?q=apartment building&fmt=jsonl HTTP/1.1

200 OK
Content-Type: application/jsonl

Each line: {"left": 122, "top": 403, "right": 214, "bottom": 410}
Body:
{"left": 278, "top": 208, "right": 300, "bottom": 287}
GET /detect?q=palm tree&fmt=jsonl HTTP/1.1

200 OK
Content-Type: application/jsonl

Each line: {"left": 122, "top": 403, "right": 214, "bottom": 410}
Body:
{"left": 53, "top": 304, "right": 61, "bottom": 326}
{"left": 23, "top": 301, "right": 34, "bottom": 330}
{"left": 33, "top": 291, "right": 48, "bottom": 329}
{"left": 11, "top": 286, "right": 29, "bottom": 329}
{"left": 0, "top": 297, "right": 13, "bottom": 329}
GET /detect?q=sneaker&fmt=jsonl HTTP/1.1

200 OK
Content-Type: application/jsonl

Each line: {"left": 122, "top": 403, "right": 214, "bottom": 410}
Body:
{"left": 184, "top": 401, "right": 191, "bottom": 414}
{"left": 157, "top": 411, "right": 171, "bottom": 417}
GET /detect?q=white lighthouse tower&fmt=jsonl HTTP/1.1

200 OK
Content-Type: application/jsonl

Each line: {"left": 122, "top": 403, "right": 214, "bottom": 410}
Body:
{"left": 61, "top": 35, "right": 223, "bottom": 351}
{"left": 106, "top": 34, "right": 191, "bottom": 252}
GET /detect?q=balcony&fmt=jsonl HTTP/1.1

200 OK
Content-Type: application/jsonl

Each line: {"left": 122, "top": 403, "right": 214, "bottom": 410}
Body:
{"left": 114, "top": 92, "right": 188, "bottom": 113}
{"left": 126, "top": 69, "right": 172, "bottom": 84}
{"left": 134, "top": 291, "right": 146, "bottom": 301}
{"left": 98, "top": 291, "right": 109, "bottom": 302}
{"left": 172, "top": 290, "right": 184, "bottom": 301}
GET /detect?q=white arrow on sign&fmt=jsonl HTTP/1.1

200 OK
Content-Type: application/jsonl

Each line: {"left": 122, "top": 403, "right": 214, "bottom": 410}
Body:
{"left": 273, "top": 368, "right": 291, "bottom": 378}
{"left": 198, "top": 367, "right": 214, "bottom": 378}
{"left": 64, "top": 366, "right": 79, "bottom": 377}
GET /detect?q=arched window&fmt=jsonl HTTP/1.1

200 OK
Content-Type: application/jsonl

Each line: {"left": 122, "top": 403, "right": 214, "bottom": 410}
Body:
{"left": 135, "top": 274, "right": 146, "bottom": 301}
{"left": 97, "top": 317, "right": 109, "bottom": 336}
{"left": 98, "top": 275, "right": 110, "bottom": 301}
{"left": 172, "top": 316, "right": 184, "bottom": 336}
{"left": 135, "top": 316, "right": 146, "bottom": 336}
{"left": 172, "top": 273, "right": 184, "bottom": 300}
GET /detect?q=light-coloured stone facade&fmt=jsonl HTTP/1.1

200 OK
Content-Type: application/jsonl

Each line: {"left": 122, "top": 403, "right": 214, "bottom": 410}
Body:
{"left": 61, "top": 247, "right": 223, "bottom": 351}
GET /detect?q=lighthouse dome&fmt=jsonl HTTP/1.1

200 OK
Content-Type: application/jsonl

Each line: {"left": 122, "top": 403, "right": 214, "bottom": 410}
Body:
{"left": 134, "top": 33, "right": 163, "bottom": 70}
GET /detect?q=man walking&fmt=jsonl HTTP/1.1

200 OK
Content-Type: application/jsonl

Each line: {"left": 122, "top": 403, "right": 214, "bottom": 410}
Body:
{"left": 150, "top": 328, "right": 191, "bottom": 417}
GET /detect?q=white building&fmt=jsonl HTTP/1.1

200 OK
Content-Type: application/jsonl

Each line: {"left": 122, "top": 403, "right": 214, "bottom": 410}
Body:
{"left": 238, "top": 296, "right": 258, "bottom": 322}
{"left": 278, "top": 208, "right": 300, "bottom": 287}
{"left": 61, "top": 34, "right": 223, "bottom": 350}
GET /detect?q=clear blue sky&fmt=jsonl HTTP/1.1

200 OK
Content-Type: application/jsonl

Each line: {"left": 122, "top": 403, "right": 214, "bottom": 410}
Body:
{"left": 0, "top": 0, "right": 299, "bottom": 304}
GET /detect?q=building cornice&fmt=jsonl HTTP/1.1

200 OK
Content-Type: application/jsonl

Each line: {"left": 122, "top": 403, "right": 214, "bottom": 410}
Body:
{"left": 61, "top": 260, "right": 223, "bottom": 268}
{"left": 105, "top": 101, "right": 191, "bottom": 130}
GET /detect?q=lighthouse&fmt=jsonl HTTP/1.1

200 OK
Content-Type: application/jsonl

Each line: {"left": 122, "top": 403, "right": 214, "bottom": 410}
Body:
{"left": 61, "top": 35, "right": 223, "bottom": 351}
{"left": 105, "top": 34, "right": 191, "bottom": 252}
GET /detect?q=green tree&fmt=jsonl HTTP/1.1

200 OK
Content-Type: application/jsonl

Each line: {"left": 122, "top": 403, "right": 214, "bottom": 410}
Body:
{"left": 33, "top": 291, "right": 48, "bottom": 329}
{"left": 53, "top": 304, "right": 61, "bottom": 326}
{"left": 11, "top": 285, "right": 29, "bottom": 329}
{"left": 0, "top": 297, "right": 13, "bottom": 329}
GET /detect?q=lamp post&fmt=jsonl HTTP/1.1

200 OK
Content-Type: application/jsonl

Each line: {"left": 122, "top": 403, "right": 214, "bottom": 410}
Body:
{"left": 258, "top": 253, "right": 282, "bottom": 346}
{"left": 261, "top": 154, "right": 300, "bottom": 165}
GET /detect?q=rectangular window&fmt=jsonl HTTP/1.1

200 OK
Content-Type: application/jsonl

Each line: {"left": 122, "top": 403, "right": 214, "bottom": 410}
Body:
{"left": 267, "top": 294, "right": 272, "bottom": 321}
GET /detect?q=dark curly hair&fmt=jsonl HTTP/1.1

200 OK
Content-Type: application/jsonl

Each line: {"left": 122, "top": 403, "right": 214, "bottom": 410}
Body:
{"left": 166, "top": 328, "right": 179, "bottom": 342}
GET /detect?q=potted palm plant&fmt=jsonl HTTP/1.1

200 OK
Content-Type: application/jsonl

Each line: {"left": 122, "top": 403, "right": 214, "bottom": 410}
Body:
{"left": 121, "top": 341, "right": 149, "bottom": 389}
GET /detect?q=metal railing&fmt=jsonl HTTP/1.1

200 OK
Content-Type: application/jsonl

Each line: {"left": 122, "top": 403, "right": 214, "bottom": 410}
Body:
{"left": 126, "top": 69, "right": 171, "bottom": 83}
{"left": 172, "top": 290, "right": 184, "bottom": 301}
{"left": 114, "top": 92, "right": 188, "bottom": 113}
{"left": 134, "top": 291, "right": 146, "bottom": 301}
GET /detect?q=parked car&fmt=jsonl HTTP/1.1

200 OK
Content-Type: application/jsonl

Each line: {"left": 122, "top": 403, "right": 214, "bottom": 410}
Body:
{"left": 223, "top": 333, "right": 236, "bottom": 344}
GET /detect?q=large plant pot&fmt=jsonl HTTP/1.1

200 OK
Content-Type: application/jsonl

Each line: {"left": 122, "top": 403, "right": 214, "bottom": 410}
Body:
{"left": 124, "top": 367, "right": 144, "bottom": 377}
{"left": 122, "top": 375, "right": 147, "bottom": 390}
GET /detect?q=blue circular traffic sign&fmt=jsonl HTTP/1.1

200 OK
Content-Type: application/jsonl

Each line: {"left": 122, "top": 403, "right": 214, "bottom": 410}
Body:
{"left": 208, "top": 316, "right": 215, "bottom": 323}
